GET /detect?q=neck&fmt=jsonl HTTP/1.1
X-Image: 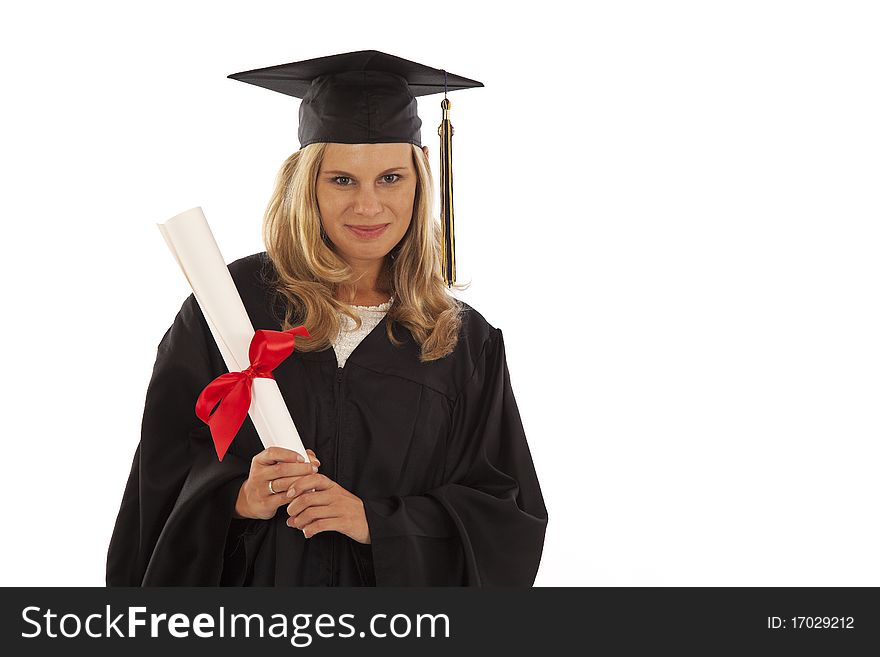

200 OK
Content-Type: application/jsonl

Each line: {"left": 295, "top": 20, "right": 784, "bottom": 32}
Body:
{"left": 336, "top": 258, "right": 392, "bottom": 305}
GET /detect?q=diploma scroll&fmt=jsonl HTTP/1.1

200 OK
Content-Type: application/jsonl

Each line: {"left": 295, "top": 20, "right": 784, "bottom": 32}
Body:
{"left": 157, "top": 206, "right": 309, "bottom": 462}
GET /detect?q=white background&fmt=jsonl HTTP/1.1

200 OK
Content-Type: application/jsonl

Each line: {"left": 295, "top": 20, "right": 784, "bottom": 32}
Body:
{"left": 1, "top": 0, "right": 878, "bottom": 586}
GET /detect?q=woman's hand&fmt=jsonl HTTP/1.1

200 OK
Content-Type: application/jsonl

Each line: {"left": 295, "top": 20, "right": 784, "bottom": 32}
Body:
{"left": 233, "top": 447, "right": 322, "bottom": 520}
{"left": 285, "top": 474, "right": 371, "bottom": 544}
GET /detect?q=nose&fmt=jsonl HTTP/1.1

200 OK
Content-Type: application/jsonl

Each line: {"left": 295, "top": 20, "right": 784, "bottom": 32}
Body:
{"left": 352, "top": 185, "right": 383, "bottom": 218}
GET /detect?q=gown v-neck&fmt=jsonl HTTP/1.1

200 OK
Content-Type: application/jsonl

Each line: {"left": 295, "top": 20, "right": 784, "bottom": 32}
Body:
{"left": 332, "top": 297, "right": 394, "bottom": 369}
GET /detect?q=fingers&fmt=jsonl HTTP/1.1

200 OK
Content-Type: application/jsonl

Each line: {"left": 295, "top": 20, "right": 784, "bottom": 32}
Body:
{"left": 299, "top": 516, "right": 349, "bottom": 539}
{"left": 267, "top": 473, "right": 318, "bottom": 499}
{"left": 266, "top": 461, "right": 318, "bottom": 481}
{"left": 253, "top": 446, "right": 305, "bottom": 466}
{"left": 251, "top": 447, "right": 321, "bottom": 477}
{"left": 286, "top": 489, "right": 334, "bottom": 517}
{"left": 286, "top": 473, "right": 334, "bottom": 499}
{"left": 254, "top": 447, "right": 321, "bottom": 469}
{"left": 287, "top": 505, "right": 343, "bottom": 532}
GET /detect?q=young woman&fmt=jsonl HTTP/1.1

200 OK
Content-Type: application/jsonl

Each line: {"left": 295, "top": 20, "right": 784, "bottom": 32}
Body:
{"left": 106, "top": 51, "right": 548, "bottom": 586}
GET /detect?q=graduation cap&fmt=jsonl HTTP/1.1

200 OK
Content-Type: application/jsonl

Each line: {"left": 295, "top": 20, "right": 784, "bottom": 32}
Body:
{"left": 227, "top": 50, "right": 484, "bottom": 287}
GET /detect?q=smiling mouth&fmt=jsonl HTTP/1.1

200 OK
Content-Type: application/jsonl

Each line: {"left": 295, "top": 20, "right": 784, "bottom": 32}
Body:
{"left": 345, "top": 224, "right": 390, "bottom": 239}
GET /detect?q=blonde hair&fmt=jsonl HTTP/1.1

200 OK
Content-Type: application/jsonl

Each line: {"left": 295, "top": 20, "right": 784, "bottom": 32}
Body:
{"left": 262, "top": 142, "right": 466, "bottom": 362}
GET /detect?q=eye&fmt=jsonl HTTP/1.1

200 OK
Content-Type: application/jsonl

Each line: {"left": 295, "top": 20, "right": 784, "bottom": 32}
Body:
{"left": 381, "top": 174, "right": 402, "bottom": 184}
{"left": 332, "top": 176, "right": 353, "bottom": 186}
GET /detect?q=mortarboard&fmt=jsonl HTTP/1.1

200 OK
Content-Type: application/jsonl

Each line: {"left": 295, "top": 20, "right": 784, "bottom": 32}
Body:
{"left": 227, "top": 49, "right": 484, "bottom": 287}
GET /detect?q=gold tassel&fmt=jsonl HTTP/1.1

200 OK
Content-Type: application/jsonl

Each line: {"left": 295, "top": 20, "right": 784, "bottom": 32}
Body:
{"left": 438, "top": 96, "right": 455, "bottom": 287}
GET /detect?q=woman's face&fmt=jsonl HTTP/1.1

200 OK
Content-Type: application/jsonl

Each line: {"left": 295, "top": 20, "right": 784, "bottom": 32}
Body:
{"left": 316, "top": 142, "right": 418, "bottom": 270}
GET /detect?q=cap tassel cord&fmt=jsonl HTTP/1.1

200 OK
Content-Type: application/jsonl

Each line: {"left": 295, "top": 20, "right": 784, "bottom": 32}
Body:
{"left": 438, "top": 70, "right": 456, "bottom": 287}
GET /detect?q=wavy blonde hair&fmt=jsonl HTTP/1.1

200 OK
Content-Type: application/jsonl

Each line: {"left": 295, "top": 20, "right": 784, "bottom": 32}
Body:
{"left": 262, "top": 142, "right": 466, "bottom": 362}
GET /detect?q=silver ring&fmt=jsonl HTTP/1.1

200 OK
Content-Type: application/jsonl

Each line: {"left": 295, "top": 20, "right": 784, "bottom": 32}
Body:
{"left": 268, "top": 479, "right": 277, "bottom": 495}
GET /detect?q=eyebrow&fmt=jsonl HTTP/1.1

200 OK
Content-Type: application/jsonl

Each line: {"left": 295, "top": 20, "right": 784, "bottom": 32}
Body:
{"left": 322, "top": 167, "right": 409, "bottom": 176}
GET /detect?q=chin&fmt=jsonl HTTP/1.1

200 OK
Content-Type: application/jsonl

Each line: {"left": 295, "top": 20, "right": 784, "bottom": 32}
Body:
{"left": 340, "top": 240, "right": 393, "bottom": 257}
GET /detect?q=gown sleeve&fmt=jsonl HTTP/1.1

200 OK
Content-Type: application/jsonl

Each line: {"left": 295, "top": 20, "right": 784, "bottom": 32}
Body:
{"left": 360, "top": 328, "right": 549, "bottom": 586}
{"left": 105, "top": 294, "right": 253, "bottom": 586}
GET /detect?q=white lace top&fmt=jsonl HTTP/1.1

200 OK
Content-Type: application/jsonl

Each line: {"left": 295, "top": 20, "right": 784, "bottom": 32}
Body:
{"left": 332, "top": 296, "right": 394, "bottom": 368}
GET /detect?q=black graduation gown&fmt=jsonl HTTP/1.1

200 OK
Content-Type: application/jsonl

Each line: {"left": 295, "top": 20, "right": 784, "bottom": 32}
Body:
{"left": 106, "top": 252, "right": 548, "bottom": 586}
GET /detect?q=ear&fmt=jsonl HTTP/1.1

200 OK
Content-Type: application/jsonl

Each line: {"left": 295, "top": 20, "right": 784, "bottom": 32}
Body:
{"left": 421, "top": 145, "right": 430, "bottom": 159}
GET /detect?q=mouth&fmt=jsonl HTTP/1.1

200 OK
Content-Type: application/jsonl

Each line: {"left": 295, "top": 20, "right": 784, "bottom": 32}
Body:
{"left": 345, "top": 223, "right": 390, "bottom": 239}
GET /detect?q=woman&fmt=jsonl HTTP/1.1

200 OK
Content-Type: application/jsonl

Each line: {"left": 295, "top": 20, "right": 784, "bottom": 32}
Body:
{"left": 106, "top": 50, "right": 548, "bottom": 586}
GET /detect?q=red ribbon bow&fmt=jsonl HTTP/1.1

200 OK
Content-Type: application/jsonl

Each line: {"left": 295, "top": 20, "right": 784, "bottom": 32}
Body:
{"left": 195, "top": 325, "right": 310, "bottom": 461}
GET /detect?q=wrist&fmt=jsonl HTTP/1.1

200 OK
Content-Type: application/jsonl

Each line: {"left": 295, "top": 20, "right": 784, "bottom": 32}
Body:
{"left": 233, "top": 480, "right": 250, "bottom": 520}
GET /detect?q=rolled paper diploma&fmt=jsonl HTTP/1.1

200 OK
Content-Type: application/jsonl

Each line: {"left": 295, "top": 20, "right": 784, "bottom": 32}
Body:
{"left": 157, "top": 206, "right": 310, "bottom": 463}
